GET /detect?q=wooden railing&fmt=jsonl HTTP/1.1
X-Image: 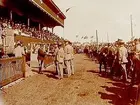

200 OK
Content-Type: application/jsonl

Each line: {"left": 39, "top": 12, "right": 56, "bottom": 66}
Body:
{"left": 0, "top": 56, "right": 26, "bottom": 87}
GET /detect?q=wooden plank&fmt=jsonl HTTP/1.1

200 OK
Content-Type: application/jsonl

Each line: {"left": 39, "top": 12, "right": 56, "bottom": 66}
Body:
{"left": 0, "top": 57, "right": 22, "bottom": 62}
{"left": 14, "top": 35, "right": 54, "bottom": 45}
{"left": 0, "top": 74, "right": 23, "bottom": 87}
{"left": 0, "top": 57, "right": 25, "bottom": 87}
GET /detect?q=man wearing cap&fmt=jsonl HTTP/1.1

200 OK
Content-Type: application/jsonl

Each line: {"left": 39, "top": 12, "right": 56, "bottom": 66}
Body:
{"left": 118, "top": 39, "right": 128, "bottom": 82}
{"left": 57, "top": 42, "right": 64, "bottom": 79}
{"left": 64, "top": 41, "right": 72, "bottom": 77}
{"left": 13, "top": 41, "right": 25, "bottom": 57}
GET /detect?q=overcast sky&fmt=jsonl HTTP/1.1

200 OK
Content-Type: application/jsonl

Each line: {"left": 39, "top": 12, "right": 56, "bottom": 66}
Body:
{"left": 53, "top": 0, "right": 140, "bottom": 43}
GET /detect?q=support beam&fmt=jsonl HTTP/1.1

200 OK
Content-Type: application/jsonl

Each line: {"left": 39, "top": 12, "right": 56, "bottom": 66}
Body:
{"left": 10, "top": 11, "right": 13, "bottom": 21}
{"left": 39, "top": 23, "right": 41, "bottom": 31}
{"left": 52, "top": 27, "right": 54, "bottom": 34}
{"left": 27, "top": 18, "right": 30, "bottom": 29}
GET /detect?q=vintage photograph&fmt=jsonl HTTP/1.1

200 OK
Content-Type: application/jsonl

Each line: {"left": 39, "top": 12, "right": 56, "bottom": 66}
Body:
{"left": 0, "top": 0, "right": 140, "bottom": 105}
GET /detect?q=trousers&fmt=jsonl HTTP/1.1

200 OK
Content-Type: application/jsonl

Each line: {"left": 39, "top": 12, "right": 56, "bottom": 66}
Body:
{"left": 70, "top": 59, "right": 74, "bottom": 75}
{"left": 65, "top": 60, "right": 71, "bottom": 76}
{"left": 58, "top": 62, "right": 64, "bottom": 78}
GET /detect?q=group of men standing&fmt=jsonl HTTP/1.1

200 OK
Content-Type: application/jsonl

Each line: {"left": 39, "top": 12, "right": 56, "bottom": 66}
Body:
{"left": 85, "top": 38, "right": 140, "bottom": 83}
{"left": 54, "top": 41, "right": 74, "bottom": 79}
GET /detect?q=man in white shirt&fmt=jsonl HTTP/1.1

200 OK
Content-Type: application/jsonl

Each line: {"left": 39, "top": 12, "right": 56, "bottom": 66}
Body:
{"left": 64, "top": 41, "right": 72, "bottom": 77}
{"left": 118, "top": 40, "right": 128, "bottom": 82}
{"left": 14, "top": 41, "right": 25, "bottom": 57}
{"left": 57, "top": 42, "right": 64, "bottom": 79}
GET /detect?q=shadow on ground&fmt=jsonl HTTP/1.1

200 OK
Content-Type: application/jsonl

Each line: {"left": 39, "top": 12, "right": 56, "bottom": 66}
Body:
{"left": 98, "top": 82, "right": 138, "bottom": 105}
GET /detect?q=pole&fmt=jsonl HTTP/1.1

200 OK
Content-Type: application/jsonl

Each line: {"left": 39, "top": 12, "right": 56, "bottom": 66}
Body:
{"left": 39, "top": 23, "right": 41, "bottom": 31}
{"left": 63, "top": 27, "right": 65, "bottom": 39}
{"left": 27, "top": 18, "right": 30, "bottom": 29}
{"left": 10, "top": 11, "right": 12, "bottom": 21}
{"left": 52, "top": 27, "right": 54, "bottom": 34}
{"left": 130, "top": 15, "right": 134, "bottom": 41}
{"left": 96, "top": 30, "right": 98, "bottom": 45}
{"left": 96, "top": 30, "right": 99, "bottom": 51}
{"left": 107, "top": 32, "right": 109, "bottom": 43}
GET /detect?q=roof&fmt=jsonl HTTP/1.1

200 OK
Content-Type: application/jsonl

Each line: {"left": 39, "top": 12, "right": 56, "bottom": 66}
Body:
{"left": 46, "top": 0, "right": 66, "bottom": 19}
{"left": 0, "top": 0, "right": 66, "bottom": 27}
{"left": 30, "top": 0, "right": 66, "bottom": 27}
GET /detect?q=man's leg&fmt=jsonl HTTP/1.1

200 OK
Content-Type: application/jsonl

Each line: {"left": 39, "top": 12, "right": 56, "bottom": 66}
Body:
{"left": 65, "top": 60, "right": 71, "bottom": 77}
{"left": 99, "top": 61, "right": 102, "bottom": 73}
{"left": 38, "top": 60, "right": 43, "bottom": 73}
{"left": 55, "top": 61, "right": 58, "bottom": 75}
{"left": 70, "top": 59, "right": 74, "bottom": 75}
{"left": 121, "top": 64, "right": 127, "bottom": 82}
{"left": 59, "top": 63, "right": 64, "bottom": 79}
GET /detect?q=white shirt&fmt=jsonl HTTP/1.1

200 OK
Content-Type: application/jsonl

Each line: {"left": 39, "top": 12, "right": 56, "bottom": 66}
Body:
{"left": 119, "top": 46, "right": 128, "bottom": 63}
{"left": 14, "top": 46, "right": 25, "bottom": 57}
{"left": 57, "top": 47, "right": 64, "bottom": 63}
{"left": 64, "top": 44, "right": 72, "bottom": 60}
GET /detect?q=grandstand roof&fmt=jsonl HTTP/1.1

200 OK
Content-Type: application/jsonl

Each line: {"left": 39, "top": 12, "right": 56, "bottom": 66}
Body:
{"left": 1, "top": 0, "right": 66, "bottom": 27}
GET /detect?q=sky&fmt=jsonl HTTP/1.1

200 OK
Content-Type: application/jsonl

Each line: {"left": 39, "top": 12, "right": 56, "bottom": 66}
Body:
{"left": 53, "top": 0, "right": 140, "bottom": 43}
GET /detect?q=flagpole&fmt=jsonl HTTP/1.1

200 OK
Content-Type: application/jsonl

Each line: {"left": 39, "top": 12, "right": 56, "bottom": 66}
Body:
{"left": 130, "top": 15, "right": 134, "bottom": 41}
{"left": 96, "top": 30, "right": 98, "bottom": 45}
{"left": 107, "top": 32, "right": 109, "bottom": 43}
{"left": 63, "top": 27, "right": 65, "bottom": 39}
{"left": 96, "top": 30, "right": 99, "bottom": 51}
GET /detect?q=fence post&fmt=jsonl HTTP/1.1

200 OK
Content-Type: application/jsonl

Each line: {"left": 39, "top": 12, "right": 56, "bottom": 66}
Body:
{"left": 22, "top": 56, "right": 26, "bottom": 77}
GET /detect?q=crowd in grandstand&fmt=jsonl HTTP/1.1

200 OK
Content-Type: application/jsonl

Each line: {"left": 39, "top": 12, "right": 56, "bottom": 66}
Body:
{"left": 0, "top": 17, "right": 63, "bottom": 41}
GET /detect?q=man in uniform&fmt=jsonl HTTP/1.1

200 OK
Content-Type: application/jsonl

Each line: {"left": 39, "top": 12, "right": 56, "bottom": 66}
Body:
{"left": 118, "top": 39, "right": 128, "bottom": 82}
{"left": 64, "top": 41, "right": 72, "bottom": 77}
{"left": 57, "top": 42, "right": 64, "bottom": 79}
{"left": 13, "top": 41, "right": 25, "bottom": 57}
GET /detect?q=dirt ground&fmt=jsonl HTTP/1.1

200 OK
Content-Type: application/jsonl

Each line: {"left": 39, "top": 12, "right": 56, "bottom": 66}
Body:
{"left": 1, "top": 54, "right": 139, "bottom": 105}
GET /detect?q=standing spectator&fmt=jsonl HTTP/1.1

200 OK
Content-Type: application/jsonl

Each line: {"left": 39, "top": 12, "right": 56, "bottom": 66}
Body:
{"left": 56, "top": 42, "right": 64, "bottom": 79}
{"left": 64, "top": 41, "right": 72, "bottom": 77}
{"left": 13, "top": 41, "right": 25, "bottom": 57}
{"left": 118, "top": 40, "right": 128, "bottom": 82}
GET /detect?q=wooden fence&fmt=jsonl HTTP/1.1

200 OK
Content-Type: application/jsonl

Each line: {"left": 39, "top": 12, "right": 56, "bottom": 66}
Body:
{"left": 0, "top": 56, "right": 26, "bottom": 87}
